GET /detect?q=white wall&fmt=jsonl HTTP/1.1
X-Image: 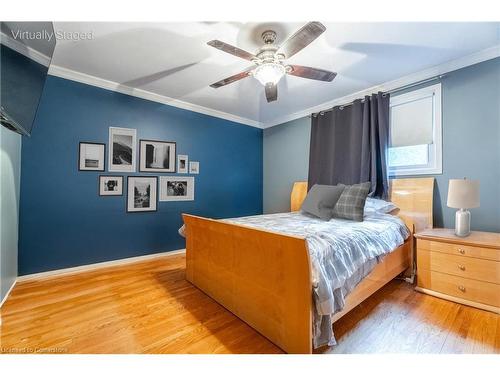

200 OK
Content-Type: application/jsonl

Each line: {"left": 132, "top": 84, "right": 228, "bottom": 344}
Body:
{"left": 1, "top": 125, "right": 21, "bottom": 304}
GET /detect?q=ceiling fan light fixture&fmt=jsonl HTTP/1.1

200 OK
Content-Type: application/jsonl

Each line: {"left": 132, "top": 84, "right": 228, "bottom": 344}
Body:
{"left": 253, "top": 63, "right": 285, "bottom": 86}
{"left": 207, "top": 22, "right": 336, "bottom": 103}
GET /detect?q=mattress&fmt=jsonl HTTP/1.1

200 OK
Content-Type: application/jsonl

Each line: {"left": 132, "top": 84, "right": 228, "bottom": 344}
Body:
{"left": 223, "top": 211, "right": 410, "bottom": 348}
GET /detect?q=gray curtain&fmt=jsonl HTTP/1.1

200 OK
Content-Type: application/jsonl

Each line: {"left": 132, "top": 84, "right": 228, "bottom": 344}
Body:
{"left": 308, "top": 92, "right": 390, "bottom": 199}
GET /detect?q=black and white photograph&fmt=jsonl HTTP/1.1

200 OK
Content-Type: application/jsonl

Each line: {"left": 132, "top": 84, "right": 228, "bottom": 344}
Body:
{"left": 109, "top": 127, "right": 137, "bottom": 172}
{"left": 127, "top": 176, "right": 157, "bottom": 212}
{"left": 79, "top": 142, "right": 105, "bottom": 171}
{"left": 177, "top": 154, "right": 188, "bottom": 173}
{"left": 189, "top": 161, "right": 199, "bottom": 174}
{"left": 160, "top": 176, "right": 194, "bottom": 201}
{"left": 99, "top": 175, "right": 123, "bottom": 196}
{"left": 139, "top": 140, "right": 176, "bottom": 173}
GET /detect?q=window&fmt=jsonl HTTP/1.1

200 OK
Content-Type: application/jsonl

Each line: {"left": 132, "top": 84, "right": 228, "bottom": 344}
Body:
{"left": 388, "top": 83, "right": 442, "bottom": 176}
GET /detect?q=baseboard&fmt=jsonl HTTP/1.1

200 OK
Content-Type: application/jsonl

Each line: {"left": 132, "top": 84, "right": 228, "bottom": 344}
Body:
{"left": 0, "top": 279, "right": 17, "bottom": 311}
{"left": 17, "top": 249, "right": 186, "bottom": 283}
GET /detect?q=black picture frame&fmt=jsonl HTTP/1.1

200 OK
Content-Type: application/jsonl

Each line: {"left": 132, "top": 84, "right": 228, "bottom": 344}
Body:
{"left": 108, "top": 127, "right": 137, "bottom": 173}
{"left": 138, "top": 139, "right": 176, "bottom": 173}
{"left": 126, "top": 176, "right": 158, "bottom": 213}
{"left": 98, "top": 175, "right": 124, "bottom": 196}
{"left": 78, "top": 142, "right": 106, "bottom": 171}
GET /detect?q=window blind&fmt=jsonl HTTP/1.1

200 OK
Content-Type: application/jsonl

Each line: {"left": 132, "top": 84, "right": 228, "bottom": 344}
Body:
{"left": 390, "top": 94, "right": 434, "bottom": 147}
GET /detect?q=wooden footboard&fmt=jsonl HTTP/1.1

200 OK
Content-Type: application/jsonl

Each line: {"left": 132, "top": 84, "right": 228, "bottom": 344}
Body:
{"left": 183, "top": 214, "right": 313, "bottom": 354}
{"left": 183, "top": 178, "right": 433, "bottom": 353}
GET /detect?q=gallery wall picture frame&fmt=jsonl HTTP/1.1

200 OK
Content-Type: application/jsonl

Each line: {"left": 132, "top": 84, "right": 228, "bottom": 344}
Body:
{"left": 189, "top": 161, "right": 199, "bottom": 174}
{"left": 109, "top": 127, "right": 137, "bottom": 172}
{"left": 139, "top": 139, "right": 176, "bottom": 173}
{"left": 99, "top": 175, "right": 124, "bottom": 196}
{"left": 177, "top": 154, "right": 188, "bottom": 174}
{"left": 159, "top": 176, "right": 194, "bottom": 202}
{"left": 127, "top": 176, "right": 158, "bottom": 212}
{"left": 79, "top": 142, "right": 105, "bottom": 171}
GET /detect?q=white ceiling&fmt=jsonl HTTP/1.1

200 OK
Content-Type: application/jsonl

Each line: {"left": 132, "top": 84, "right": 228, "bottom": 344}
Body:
{"left": 45, "top": 22, "right": 500, "bottom": 127}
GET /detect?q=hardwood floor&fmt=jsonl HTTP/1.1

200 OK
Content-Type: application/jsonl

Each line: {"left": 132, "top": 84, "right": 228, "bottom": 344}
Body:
{"left": 1, "top": 253, "right": 498, "bottom": 354}
{"left": 323, "top": 279, "right": 500, "bottom": 354}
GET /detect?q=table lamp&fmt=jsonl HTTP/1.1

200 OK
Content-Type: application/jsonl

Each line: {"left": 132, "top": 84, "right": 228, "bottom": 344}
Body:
{"left": 447, "top": 178, "right": 480, "bottom": 237}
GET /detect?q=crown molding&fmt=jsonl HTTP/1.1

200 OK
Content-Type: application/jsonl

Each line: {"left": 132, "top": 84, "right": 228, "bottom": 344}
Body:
{"left": 261, "top": 44, "right": 500, "bottom": 128}
{"left": 45, "top": 44, "right": 499, "bottom": 130}
{"left": 0, "top": 31, "right": 51, "bottom": 67}
{"left": 48, "top": 65, "right": 263, "bottom": 129}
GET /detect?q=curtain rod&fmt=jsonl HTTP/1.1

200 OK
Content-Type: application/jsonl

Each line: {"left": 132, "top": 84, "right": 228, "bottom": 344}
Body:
{"left": 310, "top": 74, "right": 445, "bottom": 117}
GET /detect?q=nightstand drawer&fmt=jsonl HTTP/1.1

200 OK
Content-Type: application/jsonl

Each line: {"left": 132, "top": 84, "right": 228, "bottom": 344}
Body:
{"left": 418, "top": 269, "right": 500, "bottom": 308}
{"left": 417, "top": 249, "right": 500, "bottom": 284}
{"left": 417, "top": 239, "right": 500, "bottom": 261}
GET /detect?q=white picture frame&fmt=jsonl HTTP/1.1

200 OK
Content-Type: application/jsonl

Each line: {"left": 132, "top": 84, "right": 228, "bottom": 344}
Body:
{"left": 159, "top": 176, "right": 194, "bottom": 202}
{"left": 139, "top": 139, "right": 176, "bottom": 173}
{"left": 177, "top": 154, "right": 188, "bottom": 174}
{"left": 127, "top": 176, "right": 157, "bottom": 212}
{"left": 189, "top": 161, "right": 199, "bottom": 174}
{"left": 79, "top": 142, "right": 105, "bottom": 171}
{"left": 99, "top": 175, "right": 123, "bottom": 196}
{"left": 109, "top": 127, "right": 137, "bottom": 172}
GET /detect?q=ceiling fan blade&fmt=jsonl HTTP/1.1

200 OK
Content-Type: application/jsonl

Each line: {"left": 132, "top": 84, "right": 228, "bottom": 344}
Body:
{"left": 287, "top": 65, "right": 337, "bottom": 82}
{"left": 277, "top": 22, "right": 326, "bottom": 59}
{"left": 207, "top": 40, "right": 257, "bottom": 61}
{"left": 209, "top": 68, "right": 254, "bottom": 88}
{"left": 265, "top": 82, "right": 277, "bottom": 103}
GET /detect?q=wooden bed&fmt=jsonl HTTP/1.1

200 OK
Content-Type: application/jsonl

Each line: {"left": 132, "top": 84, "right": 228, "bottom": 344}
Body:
{"left": 183, "top": 177, "right": 434, "bottom": 354}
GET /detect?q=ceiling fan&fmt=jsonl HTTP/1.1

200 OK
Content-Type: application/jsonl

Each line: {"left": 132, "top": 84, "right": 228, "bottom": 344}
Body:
{"left": 207, "top": 22, "right": 337, "bottom": 103}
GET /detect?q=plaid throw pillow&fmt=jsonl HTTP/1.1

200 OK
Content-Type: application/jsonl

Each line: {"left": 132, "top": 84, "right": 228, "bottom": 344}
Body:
{"left": 332, "top": 182, "right": 371, "bottom": 221}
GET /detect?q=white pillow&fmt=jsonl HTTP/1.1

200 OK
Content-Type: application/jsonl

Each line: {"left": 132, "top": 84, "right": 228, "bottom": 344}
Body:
{"left": 364, "top": 197, "right": 398, "bottom": 215}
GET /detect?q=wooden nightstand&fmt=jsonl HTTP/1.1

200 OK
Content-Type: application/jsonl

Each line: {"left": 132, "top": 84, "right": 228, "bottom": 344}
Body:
{"left": 415, "top": 228, "right": 500, "bottom": 314}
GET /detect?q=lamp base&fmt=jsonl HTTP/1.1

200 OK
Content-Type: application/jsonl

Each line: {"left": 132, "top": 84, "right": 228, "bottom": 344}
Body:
{"left": 455, "top": 209, "right": 471, "bottom": 237}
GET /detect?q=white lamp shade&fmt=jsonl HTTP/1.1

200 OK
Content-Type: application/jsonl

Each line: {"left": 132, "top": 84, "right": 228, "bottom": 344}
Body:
{"left": 447, "top": 179, "right": 480, "bottom": 209}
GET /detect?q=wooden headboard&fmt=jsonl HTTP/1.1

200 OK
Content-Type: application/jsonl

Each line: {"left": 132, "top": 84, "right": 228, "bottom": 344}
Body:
{"left": 290, "top": 182, "right": 308, "bottom": 212}
{"left": 290, "top": 178, "right": 434, "bottom": 233}
{"left": 389, "top": 178, "right": 434, "bottom": 232}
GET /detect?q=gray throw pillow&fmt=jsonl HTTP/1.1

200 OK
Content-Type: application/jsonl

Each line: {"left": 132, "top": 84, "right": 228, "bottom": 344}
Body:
{"left": 332, "top": 182, "right": 371, "bottom": 221}
{"left": 301, "top": 184, "right": 345, "bottom": 220}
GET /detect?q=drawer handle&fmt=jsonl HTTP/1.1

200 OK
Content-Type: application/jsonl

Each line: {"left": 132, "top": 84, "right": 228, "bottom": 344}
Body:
{"left": 458, "top": 285, "right": 466, "bottom": 292}
{"left": 458, "top": 264, "right": 466, "bottom": 271}
{"left": 458, "top": 248, "right": 465, "bottom": 255}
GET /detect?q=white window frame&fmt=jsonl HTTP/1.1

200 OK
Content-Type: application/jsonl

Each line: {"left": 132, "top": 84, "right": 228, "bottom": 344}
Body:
{"left": 388, "top": 83, "right": 442, "bottom": 177}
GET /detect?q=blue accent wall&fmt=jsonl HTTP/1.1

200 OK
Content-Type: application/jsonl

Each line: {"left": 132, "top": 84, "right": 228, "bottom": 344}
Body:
{"left": 19, "top": 76, "right": 263, "bottom": 275}
{"left": 263, "top": 58, "right": 500, "bottom": 232}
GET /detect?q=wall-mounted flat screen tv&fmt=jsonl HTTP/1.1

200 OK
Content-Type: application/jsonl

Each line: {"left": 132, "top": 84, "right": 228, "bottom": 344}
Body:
{"left": 1, "top": 22, "right": 56, "bottom": 136}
